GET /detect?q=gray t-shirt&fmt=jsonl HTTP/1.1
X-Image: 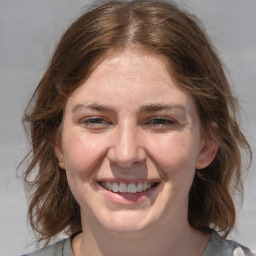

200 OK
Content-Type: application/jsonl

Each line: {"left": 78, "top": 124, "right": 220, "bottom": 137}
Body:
{"left": 22, "top": 231, "right": 254, "bottom": 256}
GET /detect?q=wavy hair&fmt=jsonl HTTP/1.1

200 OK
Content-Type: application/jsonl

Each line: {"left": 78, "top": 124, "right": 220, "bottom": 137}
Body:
{"left": 21, "top": 0, "right": 251, "bottom": 244}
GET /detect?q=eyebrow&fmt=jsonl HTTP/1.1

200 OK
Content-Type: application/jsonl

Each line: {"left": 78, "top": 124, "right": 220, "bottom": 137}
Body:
{"left": 139, "top": 103, "right": 186, "bottom": 114}
{"left": 72, "top": 103, "right": 115, "bottom": 113}
{"left": 72, "top": 103, "right": 186, "bottom": 114}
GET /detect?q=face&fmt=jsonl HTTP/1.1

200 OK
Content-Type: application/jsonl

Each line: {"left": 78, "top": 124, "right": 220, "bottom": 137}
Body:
{"left": 56, "top": 49, "right": 217, "bottom": 234}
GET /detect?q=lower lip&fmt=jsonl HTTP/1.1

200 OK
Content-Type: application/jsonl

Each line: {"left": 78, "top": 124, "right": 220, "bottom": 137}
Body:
{"left": 97, "top": 183, "right": 161, "bottom": 205}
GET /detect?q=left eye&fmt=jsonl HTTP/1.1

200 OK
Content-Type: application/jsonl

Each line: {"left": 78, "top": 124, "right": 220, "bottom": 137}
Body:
{"left": 146, "top": 118, "right": 175, "bottom": 126}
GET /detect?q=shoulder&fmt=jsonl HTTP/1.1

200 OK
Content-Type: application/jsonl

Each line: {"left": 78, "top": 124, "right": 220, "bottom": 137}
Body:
{"left": 21, "top": 238, "right": 73, "bottom": 256}
{"left": 204, "top": 231, "right": 254, "bottom": 256}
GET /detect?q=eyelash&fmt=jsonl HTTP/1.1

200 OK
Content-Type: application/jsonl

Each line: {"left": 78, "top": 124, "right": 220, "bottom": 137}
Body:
{"left": 146, "top": 118, "right": 175, "bottom": 126}
{"left": 144, "top": 117, "right": 178, "bottom": 131}
{"left": 80, "top": 117, "right": 110, "bottom": 128}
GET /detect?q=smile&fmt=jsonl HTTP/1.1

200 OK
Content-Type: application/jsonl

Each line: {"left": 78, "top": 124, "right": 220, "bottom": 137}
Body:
{"left": 99, "top": 181, "right": 158, "bottom": 193}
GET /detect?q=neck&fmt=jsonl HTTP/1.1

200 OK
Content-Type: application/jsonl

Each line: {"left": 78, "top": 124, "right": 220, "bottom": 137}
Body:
{"left": 72, "top": 219, "right": 210, "bottom": 256}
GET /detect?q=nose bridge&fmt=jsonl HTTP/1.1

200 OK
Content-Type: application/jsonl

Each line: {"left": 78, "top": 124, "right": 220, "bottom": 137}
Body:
{"left": 108, "top": 120, "right": 145, "bottom": 167}
{"left": 119, "top": 121, "right": 137, "bottom": 157}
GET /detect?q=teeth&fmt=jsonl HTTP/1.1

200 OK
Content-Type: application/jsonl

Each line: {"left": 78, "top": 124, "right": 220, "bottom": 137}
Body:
{"left": 100, "top": 181, "right": 156, "bottom": 193}
{"left": 112, "top": 182, "right": 119, "bottom": 192}
{"left": 127, "top": 183, "right": 137, "bottom": 193}
{"left": 107, "top": 181, "right": 112, "bottom": 190}
{"left": 137, "top": 182, "right": 143, "bottom": 192}
{"left": 142, "top": 182, "right": 148, "bottom": 191}
{"left": 119, "top": 182, "right": 127, "bottom": 193}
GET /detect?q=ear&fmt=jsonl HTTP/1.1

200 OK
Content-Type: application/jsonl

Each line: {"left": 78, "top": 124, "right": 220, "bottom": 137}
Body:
{"left": 196, "top": 140, "right": 218, "bottom": 170}
{"left": 55, "top": 137, "right": 65, "bottom": 170}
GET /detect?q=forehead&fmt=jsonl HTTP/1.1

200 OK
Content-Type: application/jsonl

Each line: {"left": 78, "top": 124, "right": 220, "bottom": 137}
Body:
{"left": 73, "top": 50, "right": 180, "bottom": 94}
{"left": 91, "top": 49, "right": 173, "bottom": 83}
{"left": 67, "top": 49, "right": 197, "bottom": 117}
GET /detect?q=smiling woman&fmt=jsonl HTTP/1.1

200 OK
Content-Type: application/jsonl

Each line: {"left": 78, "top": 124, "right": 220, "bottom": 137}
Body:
{"left": 55, "top": 50, "right": 208, "bottom": 239}
{"left": 21, "top": 1, "right": 253, "bottom": 256}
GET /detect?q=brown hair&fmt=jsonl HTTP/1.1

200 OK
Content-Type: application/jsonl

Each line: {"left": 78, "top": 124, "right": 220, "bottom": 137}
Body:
{"left": 22, "top": 0, "right": 251, "bottom": 244}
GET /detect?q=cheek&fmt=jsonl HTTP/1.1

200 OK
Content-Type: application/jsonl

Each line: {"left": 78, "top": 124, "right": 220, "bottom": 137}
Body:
{"left": 147, "top": 132, "right": 200, "bottom": 178}
{"left": 62, "top": 130, "right": 106, "bottom": 179}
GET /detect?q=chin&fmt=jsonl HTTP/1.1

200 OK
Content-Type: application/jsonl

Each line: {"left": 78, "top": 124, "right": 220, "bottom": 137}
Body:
{"left": 94, "top": 208, "right": 161, "bottom": 235}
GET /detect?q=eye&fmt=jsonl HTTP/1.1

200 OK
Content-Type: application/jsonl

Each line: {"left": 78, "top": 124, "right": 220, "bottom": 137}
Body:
{"left": 148, "top": 118, "right": 175, "bottom": 126}
{"left": 144, "top": 117, "right": 177, "bottom": 130}
{"left": 80, "top": 117, "right": 111, "bottom": 130}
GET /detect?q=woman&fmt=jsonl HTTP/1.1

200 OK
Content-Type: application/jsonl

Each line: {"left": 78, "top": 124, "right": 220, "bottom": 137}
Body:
{"left": 21, "top": 1, "right": 253, "bottom": 255}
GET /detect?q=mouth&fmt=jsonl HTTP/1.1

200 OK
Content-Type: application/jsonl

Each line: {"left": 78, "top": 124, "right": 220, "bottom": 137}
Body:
{"left": 98, "top": 181, "right": 160, "bottom": 194}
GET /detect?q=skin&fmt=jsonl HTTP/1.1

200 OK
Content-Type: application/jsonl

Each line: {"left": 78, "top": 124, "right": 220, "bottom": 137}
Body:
{"left": 56, "top": 49, "right": 217, "bottom": 256}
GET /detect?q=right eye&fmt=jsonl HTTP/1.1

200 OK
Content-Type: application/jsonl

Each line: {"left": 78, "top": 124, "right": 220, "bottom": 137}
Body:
{"left": 80, "top": 117, "right": 111, "bottom": 130}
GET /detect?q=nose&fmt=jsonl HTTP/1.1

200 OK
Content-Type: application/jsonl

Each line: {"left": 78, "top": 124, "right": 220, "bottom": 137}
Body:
{"left": 107, "top": 123, "right": 146, "bottom": 168}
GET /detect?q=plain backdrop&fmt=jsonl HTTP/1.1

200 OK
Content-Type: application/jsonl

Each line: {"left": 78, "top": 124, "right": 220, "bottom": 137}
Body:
{"left": 0, "top": 0, "right": 255, "bottom": 255}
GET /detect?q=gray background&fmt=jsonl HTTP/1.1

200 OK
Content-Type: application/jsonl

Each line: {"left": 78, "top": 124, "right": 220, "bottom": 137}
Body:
{"left": 0, "top": 0, "right": 255, "bottom": 255}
